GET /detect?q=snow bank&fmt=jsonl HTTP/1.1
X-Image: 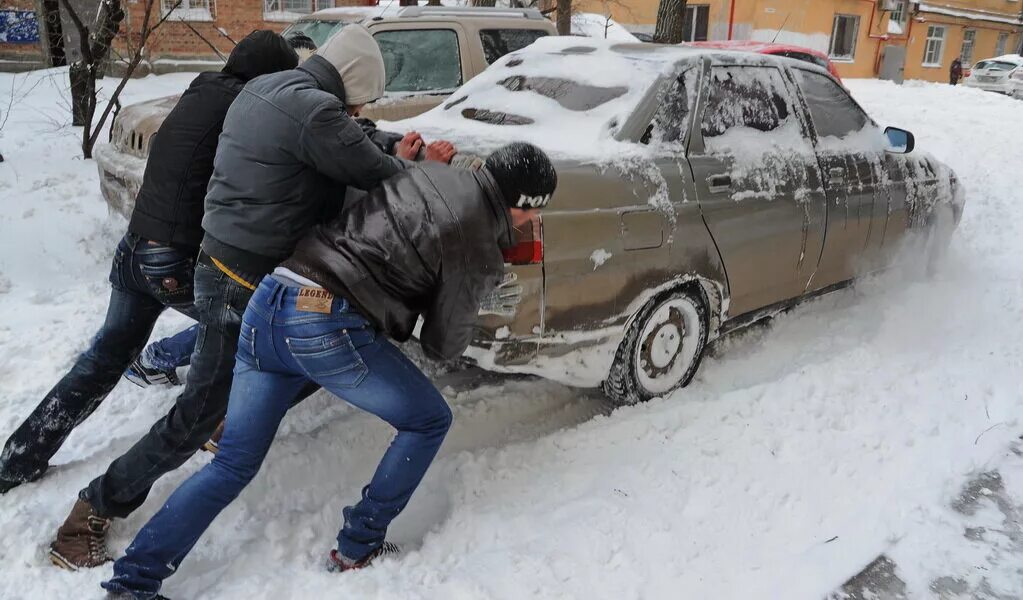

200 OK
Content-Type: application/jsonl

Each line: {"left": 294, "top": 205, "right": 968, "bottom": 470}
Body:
{"left": 2, "top": 70, "right": 1023, "bottom": 600}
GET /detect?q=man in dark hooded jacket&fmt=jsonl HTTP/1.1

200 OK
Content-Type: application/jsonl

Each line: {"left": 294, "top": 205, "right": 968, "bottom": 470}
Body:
{"left": 0, "top": 30, "right": 299, "bottom": 569}
{"left": 101, "top": 143, "right": 558, "bottom": 598}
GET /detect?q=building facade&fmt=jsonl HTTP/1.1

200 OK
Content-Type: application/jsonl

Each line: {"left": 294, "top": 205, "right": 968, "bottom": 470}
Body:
{"left": 579, "top": 0, "right": 1023, "bottom": 82}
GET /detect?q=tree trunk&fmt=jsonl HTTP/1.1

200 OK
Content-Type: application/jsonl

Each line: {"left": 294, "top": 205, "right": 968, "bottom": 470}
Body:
{"left": 653, "top": 0, "right": 686, "bottom": 44}
{"left": 555, "top": 0, "right": 570, "bottom": 35}
{"left": 427, "top": 0, "right": 441, "bottom": 5}
{"left": 67, "top": 0, "right": 124, "bottom": 130}
{"left": 38, "top": 0, "right": 66, "bottom": 67}
{"left": 398, "top": 0, "right": 418, "bottom": 6}
{"left": 471, "top": 0, "right": 497, "bottom": 6}
{"left": 69, "top": 61, "right": 91, "bottom": 126}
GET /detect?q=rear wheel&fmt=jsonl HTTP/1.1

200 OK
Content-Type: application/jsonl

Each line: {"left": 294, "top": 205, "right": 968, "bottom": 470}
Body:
{"left": 603, "top": 288, "right": 709, "bottom": 406}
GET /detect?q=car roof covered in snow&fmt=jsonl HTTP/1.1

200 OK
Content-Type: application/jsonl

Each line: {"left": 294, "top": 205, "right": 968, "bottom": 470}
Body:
{"left": 391, "top": 37, "right": 721, "bottom": 161}
{"left": 390, "top": 36, "right": 807, "bottom": 161}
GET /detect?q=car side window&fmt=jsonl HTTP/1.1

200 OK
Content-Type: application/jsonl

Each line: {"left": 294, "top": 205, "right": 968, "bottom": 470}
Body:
{"left": 794, "top": 69, "right": 870, "bottom": 139}
{"left": 373, "top": 29, "right": 462, "bottom": 93}
{"left": 479, "top": 29, "right": 549, "bottom": 64}
{"left": 645, "top": 69, "right": 697, "bottom": 146}
{"left": 700, "top": 66, "right": 792, "bottom": 138}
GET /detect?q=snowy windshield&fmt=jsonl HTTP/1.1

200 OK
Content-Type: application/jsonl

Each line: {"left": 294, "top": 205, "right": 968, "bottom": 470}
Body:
{"left": 394, "top": 37, "right": 685, "bottom": 158}
{"left": 283, "top": 20, "right": 346, "bottom": 48}
{"left": 974, "top": 60, "right": 1019, "bottom": 71}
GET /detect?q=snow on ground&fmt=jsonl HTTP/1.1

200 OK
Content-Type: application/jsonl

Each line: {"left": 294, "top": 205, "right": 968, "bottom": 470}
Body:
{"left": 1, "top": 68, "right": 1022, "bottom": 600}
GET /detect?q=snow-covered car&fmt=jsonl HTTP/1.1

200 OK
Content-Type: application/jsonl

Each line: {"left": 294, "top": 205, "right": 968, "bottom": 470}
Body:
{"left": 94, "top": 6, "right": 555, "bottom": 216}
{"left": 963, "top": 54, "right": 1023, "bottom": 95}
{"left": 396, "top": 38, "right": 965, "bottom": 404}
{"left": 1009, "top": 66, "right": 1023, "bottom": 100}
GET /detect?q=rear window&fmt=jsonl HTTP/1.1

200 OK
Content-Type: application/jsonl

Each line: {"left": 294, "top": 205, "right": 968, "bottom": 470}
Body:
{"left": 479, "top": 29, "right": 549, "bottom": 64}
{"left": 283, "top": 20, "right": 345, "bottom": 48}
{"left": 447, "top": 75, "right": 626, "bottom": 125}
{"left": 975, "top": 60, "right": 1019, "bottom": 71}
{"left": 374, "top": 29, "right": 462, "bottom": 93}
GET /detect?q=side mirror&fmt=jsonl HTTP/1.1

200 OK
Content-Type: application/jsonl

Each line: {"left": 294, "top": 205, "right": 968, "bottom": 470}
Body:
{"left": 884, "top": 126, "right": 915, "bottom": 154}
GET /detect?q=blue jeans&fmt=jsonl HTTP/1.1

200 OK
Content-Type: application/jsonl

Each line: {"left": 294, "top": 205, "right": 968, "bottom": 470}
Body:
{"left": 0, "top": 233, "right": 197, "bottom": 486}
{"left": 141, "top": 324, "right": 199, "bottom": 371}
{"left": 104, "top": 276, "right": 452, "bottom": 598}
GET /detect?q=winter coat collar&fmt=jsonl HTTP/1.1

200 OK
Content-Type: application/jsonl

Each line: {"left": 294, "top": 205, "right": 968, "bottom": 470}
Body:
{"left": 299, "top": 55, "right": 347, "bottom": 104}
{"left": 476, "top": 167, "right": 515, "bottom": 250}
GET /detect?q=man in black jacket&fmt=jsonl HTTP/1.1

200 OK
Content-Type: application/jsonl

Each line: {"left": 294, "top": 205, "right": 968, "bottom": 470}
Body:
{"left": 47, "top": 23, "right": 452, "bottom": 574}
{"left": 102, "top": 143, "right": 557, "bottom": 598}
{"left": 0, "top": 32, "right": 298, "bottom": 500}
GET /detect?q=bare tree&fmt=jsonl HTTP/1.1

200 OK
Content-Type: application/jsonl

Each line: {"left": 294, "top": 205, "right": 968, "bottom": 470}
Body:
{"left": 555, "top": 0, "right": 570, "bottom": 34}
{"left": 58, "top": 0, "right": 181, "bottom": 158}
{"left": 653, "top": 0, "right": 686, "bottom": 44}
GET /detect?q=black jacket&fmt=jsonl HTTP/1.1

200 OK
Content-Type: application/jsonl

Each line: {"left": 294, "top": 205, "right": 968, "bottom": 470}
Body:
{"left": 127, "top": 31, "right": 298, "bottom": 251}
{"left": 202, "top": 55, "right": 408, "bottom": 277}
{"left": 283, "top": 164, "right": 514, "bottom": 360}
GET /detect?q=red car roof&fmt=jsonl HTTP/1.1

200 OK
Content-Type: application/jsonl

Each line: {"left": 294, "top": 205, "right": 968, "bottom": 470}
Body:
{"left": 683, "top": 40, "right": 843, "bottom": 81}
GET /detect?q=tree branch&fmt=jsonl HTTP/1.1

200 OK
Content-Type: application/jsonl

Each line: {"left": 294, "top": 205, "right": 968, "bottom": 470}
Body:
{"left": 180, "top": 19, "right": 227, "bottom": 61}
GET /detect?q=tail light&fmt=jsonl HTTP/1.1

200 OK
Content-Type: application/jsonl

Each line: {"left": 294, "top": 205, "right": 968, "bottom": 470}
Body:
{"left": 502, "top": 214, "right": 543, "bottom": 265}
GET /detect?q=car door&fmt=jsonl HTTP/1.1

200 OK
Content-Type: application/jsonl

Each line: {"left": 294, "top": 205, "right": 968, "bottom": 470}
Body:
{"left": 363, "top": 23, "right": 470, "bottom": 121}
{"left": 791, "top": 68, "right": 892, "bottom": 289}
{"left": 688, "top": 62, "right": 827, "bottom": 317}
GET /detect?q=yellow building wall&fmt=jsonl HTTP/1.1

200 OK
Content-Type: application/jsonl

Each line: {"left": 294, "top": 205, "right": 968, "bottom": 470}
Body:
{"left": 571, "top": 0, "right": 1022, "bottom": 82}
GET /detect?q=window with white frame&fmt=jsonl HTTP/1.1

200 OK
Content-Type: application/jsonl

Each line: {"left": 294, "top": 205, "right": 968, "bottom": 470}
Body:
{"left": 264, "top": 0, "right": 333, "bottom": 20}
{"left": 995, "top": 32, "right": 1009, "bottom": 57}
{"left": 682, "top": 5, "right": 710, "bottom": 42}
{"left": 960, "top": 29, "right": 976, "bottom": 66}
{"left": 162, "top": 0, "right": 213, "bottom": 21}
{"left": 923, "top": 25, "right": 946, "bottom": 66}
{"left": 889, "top": 0, "right": 907, "bottom": 29}
{"left": 828, "top": 14, "right": 860, "bottom": 61}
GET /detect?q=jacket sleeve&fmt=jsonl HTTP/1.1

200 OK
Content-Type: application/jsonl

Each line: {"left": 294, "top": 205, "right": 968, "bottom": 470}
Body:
{"left": 420, "top": 271, "right": 476, "bottom": 360}
{"left": 355, "top": 117, "right": 404, "bottom": 156}
{"left": 299, "top": 99, "right": 408, "bottom": 190}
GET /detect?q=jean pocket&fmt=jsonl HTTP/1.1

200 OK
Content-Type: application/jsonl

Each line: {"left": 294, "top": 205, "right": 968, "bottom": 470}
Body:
{"left": 287, "top": 330, "right": 368, "bottom": 387}
{"left": 140, "top": 258, "right": 195, "bottom": 308}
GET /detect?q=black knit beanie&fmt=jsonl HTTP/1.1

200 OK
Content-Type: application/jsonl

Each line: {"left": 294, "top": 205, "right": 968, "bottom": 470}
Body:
{"left": 485, "top": 143, "right": 557, "bottom": 210}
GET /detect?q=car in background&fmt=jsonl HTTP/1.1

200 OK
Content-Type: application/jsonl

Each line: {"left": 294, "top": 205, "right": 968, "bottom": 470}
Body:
{"left": 1010, "top": 67, "right": 1023, "bottom": 100}
{"left": 683, "top": 40, "right": 843, "bottom": 82}
{"left": 397, "top": 38, "right": 963, "bottom": 404}
{"left": 94, "top": 6, "right": 555, "bottom": 217}
{"left": 963, "top": 54, "right": 1023, "bottom": 95}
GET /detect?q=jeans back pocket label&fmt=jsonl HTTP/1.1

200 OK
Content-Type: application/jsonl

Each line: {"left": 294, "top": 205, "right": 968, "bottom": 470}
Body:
{"left": 296, "top": 287, "right": 333, "bottom": 314}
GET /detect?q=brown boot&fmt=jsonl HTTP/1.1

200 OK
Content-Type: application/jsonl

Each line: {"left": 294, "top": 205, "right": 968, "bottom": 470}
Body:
{"left": 49, "top": 498, "right": 112, "bottom": 570}
{"left": 202, "top": 420, "right": 226, "bottom": 454}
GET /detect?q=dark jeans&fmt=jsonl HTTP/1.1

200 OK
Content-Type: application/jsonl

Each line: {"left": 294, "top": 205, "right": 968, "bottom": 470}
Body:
{"left": 141, "top": 324, "right": 199, "bottom": 372}
{"left": 81, "top": 259, "right": 253, "bottom": 518}
{"left": 104, "top": 276, "right": 452, "bottom": 597}
{"left": 0, "top": 233, "right": 197, "bottom": 485}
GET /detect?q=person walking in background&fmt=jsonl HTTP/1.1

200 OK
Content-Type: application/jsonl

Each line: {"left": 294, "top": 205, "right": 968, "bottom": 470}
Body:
{"left": 950, "top": 57, "right": 963, "bottom": 85}
{"left": 102, "top": 143, "right": 558, "bottom": 599}
{"left": 41, "top": 23, "right": 453, "bottom": 573}
{"left": 0, "top": 31, "right": 299, "bottom": 497}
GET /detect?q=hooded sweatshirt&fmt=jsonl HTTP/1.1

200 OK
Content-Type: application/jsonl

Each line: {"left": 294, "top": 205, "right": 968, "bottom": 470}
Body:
{"left": 128, "top": 31, "right": 298, "bottom": 251}
{"left": 316, "top": 24, "right": 386, "bottom": 106}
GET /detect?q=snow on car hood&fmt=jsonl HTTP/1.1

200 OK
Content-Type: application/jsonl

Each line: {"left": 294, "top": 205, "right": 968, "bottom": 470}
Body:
{"left": 388, "top": 37, "right": 695, "bottom": 161}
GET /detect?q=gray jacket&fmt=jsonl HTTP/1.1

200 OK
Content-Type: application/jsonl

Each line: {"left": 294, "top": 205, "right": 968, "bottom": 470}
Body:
{"left": 202, "top": 55, "right": 407, "bottom": 276}
{"left": 283, "top": 164, "right": 514, "bottom": 360}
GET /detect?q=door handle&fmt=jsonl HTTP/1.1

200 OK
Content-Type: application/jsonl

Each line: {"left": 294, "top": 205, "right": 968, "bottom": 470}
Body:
{"left": 828, "top": 167, "right": 846, "bottom": 184}
{"left": 707, "top": 174, "right": 732, "bottom": 194}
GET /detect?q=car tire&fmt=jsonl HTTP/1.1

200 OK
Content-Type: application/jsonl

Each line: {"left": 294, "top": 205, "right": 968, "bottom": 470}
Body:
{"left": 603, "top": 287, "right": 708, "bottom": 406}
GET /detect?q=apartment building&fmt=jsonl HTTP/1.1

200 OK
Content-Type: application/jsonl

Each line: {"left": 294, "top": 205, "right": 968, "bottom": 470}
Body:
{"left": 580, "top": 0, "right": 1023, "bottom": 82}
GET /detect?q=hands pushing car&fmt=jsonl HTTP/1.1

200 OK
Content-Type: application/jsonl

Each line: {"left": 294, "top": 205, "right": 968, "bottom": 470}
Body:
{"left": 395, "top": 38, "right": 965, "bottom": 404}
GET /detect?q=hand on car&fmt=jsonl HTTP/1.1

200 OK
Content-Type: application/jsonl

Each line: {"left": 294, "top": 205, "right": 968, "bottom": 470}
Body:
{"left": 425, "top": 141, "right": 457, "bottom": 164}
{"left": 478, "top": 272, "right": 523, "bottom": 317}
{"left": 396, "top": 132, "right": 424, "bottom": 160}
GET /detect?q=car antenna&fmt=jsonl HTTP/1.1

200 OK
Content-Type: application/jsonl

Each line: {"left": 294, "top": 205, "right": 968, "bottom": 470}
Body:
{"left": 771, "top": 12, "right": 792, "bottom": 43}
{"left": 377, "top": 0, "right": 396, "bottom": 18}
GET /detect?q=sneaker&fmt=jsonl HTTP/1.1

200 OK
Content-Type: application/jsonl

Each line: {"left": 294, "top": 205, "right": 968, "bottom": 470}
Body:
{"left": 49, "top": 499, "right": 112, "bottom": 570}
{"left": 326, "top": 542, "right": 401, "bottom": 573}
{"left": 124, "top": 357, "right": 181, "bottom": 388}
{"left": 202, "top": 421, "right": 226, "bottom": 454}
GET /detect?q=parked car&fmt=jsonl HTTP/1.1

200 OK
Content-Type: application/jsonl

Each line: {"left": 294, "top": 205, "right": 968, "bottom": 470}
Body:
{"left": 683, "top": 40, "right": 843, "bottom": 82}
{"left": 395, "top": 38, "right": 963, "bottom": 404}
{"left": 94, "top": 6, "right": 556, "bottom": 216}
{"left": 1010, "top": 67, "right": 1023, "bottom": 99}
{"left": 963, "top": 54, "right": 1023, "bottom": 94}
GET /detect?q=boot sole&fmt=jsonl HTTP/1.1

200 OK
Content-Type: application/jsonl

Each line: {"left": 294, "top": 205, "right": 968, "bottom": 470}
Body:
{"left": 48, "top": 548, "right": 110, "bottom": 571}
